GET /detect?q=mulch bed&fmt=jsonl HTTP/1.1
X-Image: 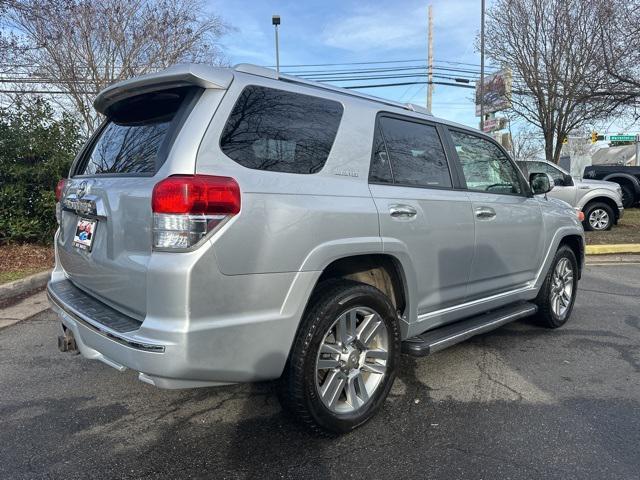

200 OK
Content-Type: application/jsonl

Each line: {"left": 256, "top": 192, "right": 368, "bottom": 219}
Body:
{"left": 0, "top": 244, "right": 55, "bottom": 275}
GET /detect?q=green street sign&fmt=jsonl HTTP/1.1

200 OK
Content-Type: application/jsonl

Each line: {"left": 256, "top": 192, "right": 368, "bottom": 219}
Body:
{"left": 609, "top": 135, "right": 636, "bottom": 142}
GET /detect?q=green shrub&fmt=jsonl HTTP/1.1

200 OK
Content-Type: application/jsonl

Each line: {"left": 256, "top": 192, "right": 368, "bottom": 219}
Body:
{"left": 0, "top": 99, "right": 83, "bottom": 244}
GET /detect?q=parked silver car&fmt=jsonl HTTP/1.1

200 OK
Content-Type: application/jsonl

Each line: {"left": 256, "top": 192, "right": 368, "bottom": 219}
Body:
{"left": 48, "top": 63, "right": 585, "bottom": 433}
{"left": 517, "top": 160, "right": 624, "bottom": 231}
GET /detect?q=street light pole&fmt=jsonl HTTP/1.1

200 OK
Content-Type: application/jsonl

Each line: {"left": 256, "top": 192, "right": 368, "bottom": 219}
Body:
{"left": 479, "top": 0, "right": 485, "bottom": 132}
{"left": 426, "top": 5, "right": 434, "bottom": 113}
{"left": 272, "top": 15, "right": 281, "bottom": 77}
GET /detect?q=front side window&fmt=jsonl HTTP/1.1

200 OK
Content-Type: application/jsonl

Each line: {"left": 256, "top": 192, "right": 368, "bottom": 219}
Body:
{"left": 370, "top": 116, "right": 452, "bottom": 188}
{"left": 220, "top": 86, "right": 343, "bottom": 174}
{"left": 450, "top": 130, "right": 523, "bottom": 194}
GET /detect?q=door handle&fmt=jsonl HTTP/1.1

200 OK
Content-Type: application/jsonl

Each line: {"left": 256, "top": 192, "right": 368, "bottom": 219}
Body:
{"left": 475, "top": 206, "right": 496, "bottom": 219}
{"left": 389, "top": 205, "right": 417, "bottom": 218}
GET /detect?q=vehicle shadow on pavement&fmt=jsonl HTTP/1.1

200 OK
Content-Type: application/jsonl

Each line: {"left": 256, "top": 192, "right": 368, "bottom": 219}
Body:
{"left": 2, "top": 284, "right": 640, "bottom": 480}
{"left": 3, "top": 355, "right": 639, "bottom": 480}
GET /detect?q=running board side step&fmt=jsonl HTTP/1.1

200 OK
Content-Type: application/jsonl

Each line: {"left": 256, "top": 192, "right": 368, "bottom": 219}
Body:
{"left": 402, "top": 302, "right": 538, "bottom": 357}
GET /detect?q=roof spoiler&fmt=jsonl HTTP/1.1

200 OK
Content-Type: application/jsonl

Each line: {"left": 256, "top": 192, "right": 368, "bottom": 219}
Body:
{"left": 93, "top": 64, "right": 234, "bottom": 115}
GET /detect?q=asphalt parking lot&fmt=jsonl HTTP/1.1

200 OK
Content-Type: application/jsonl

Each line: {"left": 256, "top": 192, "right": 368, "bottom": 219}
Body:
{"left": 1, "top": 264, "right": 639, "bottom": 480}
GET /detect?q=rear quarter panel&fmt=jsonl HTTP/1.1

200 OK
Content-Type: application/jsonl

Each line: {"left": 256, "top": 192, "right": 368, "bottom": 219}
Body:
{"left": 194, "top": 74, "right": 382, "bottom": 275}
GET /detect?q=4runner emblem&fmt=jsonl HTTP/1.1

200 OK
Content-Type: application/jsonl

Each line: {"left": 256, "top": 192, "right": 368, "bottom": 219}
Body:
{"left": 333, "top": 168, "right": 359, "bottom": 178}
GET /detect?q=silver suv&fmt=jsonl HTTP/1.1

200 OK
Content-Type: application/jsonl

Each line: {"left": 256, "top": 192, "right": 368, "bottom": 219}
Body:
{"left": 48, "top": 64, "right": 585, "bottom": 434}
{"left": 517, "top": 160, "right": 624, "bottom": 231}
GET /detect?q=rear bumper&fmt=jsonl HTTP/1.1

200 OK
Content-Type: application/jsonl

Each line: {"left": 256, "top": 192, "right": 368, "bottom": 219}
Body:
{"left": 48, "top": 267, "right": 320, "bottom": 389}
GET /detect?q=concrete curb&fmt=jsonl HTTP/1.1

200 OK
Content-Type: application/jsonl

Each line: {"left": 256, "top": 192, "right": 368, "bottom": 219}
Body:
{"left": 0, "top": 290, "right": 50, "bottom": 330}
{"left": 0, "top": 270, "right": 52, "bottom": 303}
{"left": 586, "top": 244, "right": 640, "bottom": 255}
{"left": 586, "top": 253, "right": 640, "bottom": 265}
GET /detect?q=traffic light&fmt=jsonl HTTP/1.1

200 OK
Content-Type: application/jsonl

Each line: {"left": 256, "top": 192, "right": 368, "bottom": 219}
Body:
{"left": 591, "top": 132, "right": 598, "bottom": 144}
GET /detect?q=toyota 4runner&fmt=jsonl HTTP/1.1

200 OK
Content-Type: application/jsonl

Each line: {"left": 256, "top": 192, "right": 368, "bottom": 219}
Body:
{"left": 48, "top": 64, "right": 585, "bottom": 434}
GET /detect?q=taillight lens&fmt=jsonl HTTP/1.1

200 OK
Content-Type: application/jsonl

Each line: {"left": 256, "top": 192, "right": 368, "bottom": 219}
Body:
{"left": 151, "top": 175, "right": 241, "bottom": 250}
{"left": 55, "top": 178, "right": 66, "bottom": 225}
{"left": 55, "top": 178, "right": 67, "bottom": 202}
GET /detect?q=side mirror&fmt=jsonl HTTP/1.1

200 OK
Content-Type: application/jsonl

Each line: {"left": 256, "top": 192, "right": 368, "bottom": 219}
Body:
{"left": 530, "top": 172, "right": 555, "bottom": 195}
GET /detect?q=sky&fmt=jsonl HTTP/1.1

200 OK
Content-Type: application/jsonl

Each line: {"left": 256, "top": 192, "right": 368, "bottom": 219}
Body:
{"left": 210, "top": 0, "right": 486, "bottom": 128}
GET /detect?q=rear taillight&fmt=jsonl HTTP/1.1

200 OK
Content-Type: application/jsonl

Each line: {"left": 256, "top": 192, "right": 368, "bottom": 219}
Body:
{"left": 55, "top": 178, "right": 67, "bottom": 202}
{"left": 55, "top": 178, "right": 66, "bottom": 224}
{"left": 151, "top": 175, "right": 241, "bottom": 250}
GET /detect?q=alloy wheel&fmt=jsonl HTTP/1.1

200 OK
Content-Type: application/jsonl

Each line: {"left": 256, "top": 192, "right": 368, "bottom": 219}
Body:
{"left": 588, "top": 208, "right": 610, "bottom": 230}
{"left": 315, "top": 306, "right": 389, "bottom": 414}
{"left": 550, "top": 257, "right": 574, "bottom": 319}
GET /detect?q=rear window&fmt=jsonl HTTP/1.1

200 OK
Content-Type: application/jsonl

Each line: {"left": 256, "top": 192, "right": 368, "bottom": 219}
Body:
{"left": 220, "top": 85, "right": 343, "bottom": 174}
{"left": 369, "top": 116, "right": 452, "bottom": 188}
{"left": 75, "top": 87, "right": 194, "bottom": 176}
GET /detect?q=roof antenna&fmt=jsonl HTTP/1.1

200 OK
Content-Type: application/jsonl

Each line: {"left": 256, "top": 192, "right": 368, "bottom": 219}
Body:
{"left": 272, "top": 15, "right": 281, "bottom": 78}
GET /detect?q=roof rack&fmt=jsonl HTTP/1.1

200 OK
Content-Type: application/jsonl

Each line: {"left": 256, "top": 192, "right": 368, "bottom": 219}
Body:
{"left": 234, "top": 63, "right": 432, "bottom": 116}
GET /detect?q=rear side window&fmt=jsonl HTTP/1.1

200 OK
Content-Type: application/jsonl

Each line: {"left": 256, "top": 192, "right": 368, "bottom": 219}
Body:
{"left": 369, "top": 125, "right": 393, "bottom": 183}
{"left": 76, "top": 87, "right": 194, "bottom": 176}
{"left": 370, "top": 116, "right": 452, "bottom": 188}
{"left": 220, "top": 86, "right": 343, "bottom": 174}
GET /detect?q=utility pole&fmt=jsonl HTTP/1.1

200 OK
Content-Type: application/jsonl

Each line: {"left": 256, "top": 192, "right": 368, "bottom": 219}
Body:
{"left": 479, "top": 0, "right": 485, "bottom": 131}
{"left": 272, "top": 15, "right": 281, "bottom": 77}
{"left": 426, "top": 5, "right": 434, "bottom": 113}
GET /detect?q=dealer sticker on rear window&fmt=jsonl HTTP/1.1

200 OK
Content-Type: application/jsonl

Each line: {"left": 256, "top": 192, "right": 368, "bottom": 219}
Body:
{"left": 73, "top": 218, "right": 97, "bottom": 252}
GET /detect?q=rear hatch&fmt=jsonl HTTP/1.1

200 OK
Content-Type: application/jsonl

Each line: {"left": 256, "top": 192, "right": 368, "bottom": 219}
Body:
{"left": 57, "top": 84, "right": 208, "bottom": 318}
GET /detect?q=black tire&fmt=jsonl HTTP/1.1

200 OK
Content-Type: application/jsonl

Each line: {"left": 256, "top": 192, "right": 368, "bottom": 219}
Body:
{"left": 619, "top": 183, "right": 635, "bottom": 208}
{"left": 279, "top": 279, "right": 400, "bottom": 435}
{"left": 535, "top": 245, "right": 578, "bottom": 328}
{"left": 582, "top": 202, "right": 614, "bottom": 231}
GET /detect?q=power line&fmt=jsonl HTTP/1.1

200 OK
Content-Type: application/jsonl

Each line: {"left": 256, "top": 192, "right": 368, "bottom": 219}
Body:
{"left": 0, "top": 69, "right": 481, "bottom": 85}
{"left": 345, "top": 80, "right": 475, "bottom": 90}
{"left": 266, "top": 58, "right": 426, "bottom": 68}
{"left": 0, "top": 57, "right": 494, "bottom": 98}
{"left": 0, "top": 89, "right": 96, "bottom": 94}
{"left": 0, "top": 57, "right": 498, "bottom": 70}
{"left": 0, "top": 59, "right": 510, "bottom": 89}
{"left": 298, "top": 73, "right": 471, "bottom": 82}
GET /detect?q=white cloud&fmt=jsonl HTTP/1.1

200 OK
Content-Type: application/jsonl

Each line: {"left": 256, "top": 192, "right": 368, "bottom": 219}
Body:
{"left": 213, "top": 7, "right": 274, "bottom": 65}
{"left": 321, "top": 0, "right": 480, "bottom": 53}
{"left": 322, "top": 7, "right": 425, "bottom": 51}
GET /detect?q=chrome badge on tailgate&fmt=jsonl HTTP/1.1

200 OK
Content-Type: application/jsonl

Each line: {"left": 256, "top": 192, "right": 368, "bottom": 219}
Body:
{"left": 62, "top": 197, "right": 97, "bottom": 216}
{"left": 62, "top": 180, "right": 98, "bottom": 216}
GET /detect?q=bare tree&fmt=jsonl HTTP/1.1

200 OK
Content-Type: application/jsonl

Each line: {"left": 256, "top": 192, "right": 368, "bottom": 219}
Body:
{"left": 595, "top": 0, "right": 640, "bottom": 116}
{"left": 0, "top": 1, "right": 17, "bottom": 70}
{"left": 510, "top": 131, "right": 543, "bottom": 162}
{"left": 485, "top": 0, "right": 623, "bottom": 164}
{"left": 5, "top": 0, "right": 229, "bottom": 132}
{"left": 503, "top": 113, "right": 542, "bottom": 162}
